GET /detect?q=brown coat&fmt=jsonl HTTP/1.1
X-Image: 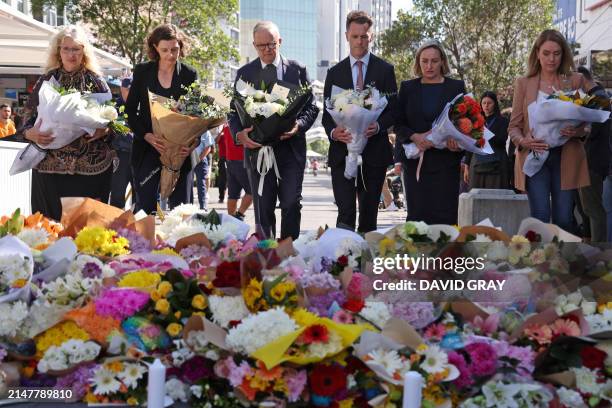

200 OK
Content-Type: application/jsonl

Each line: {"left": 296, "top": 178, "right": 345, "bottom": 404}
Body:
{"left": 508, "top": 72, "right": 590, "bottom": 191}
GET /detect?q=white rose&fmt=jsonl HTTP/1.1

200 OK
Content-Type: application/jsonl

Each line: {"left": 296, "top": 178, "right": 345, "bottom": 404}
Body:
{"left": 100, "top": 105, "right": 118, "bottom": 121}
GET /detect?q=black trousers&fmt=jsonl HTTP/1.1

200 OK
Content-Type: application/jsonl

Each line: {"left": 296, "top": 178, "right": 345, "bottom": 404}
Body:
{"left": 109, "top": 150, "right": 133, "bottom": 209}
{"left": 245, "top": 149, "right": 304, "bottom": 240}
{"left": 217, "top": 157, "right": 227, "bottom": 201}
{"left": 331, "top": 163, "right": 386, "bottom": 233}
{"left": 31, "top": 167, "right": 112, "bottom": 221}
{"left": 132, "top": 147, "right": 193, "bottom": 214}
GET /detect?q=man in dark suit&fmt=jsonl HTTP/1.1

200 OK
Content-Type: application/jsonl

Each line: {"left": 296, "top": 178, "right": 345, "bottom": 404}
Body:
{"left": 323, "top": 10, "right": 397, "bottom": 233}
{"left": 228, "top": 21, "right": 319, "bottom": 240}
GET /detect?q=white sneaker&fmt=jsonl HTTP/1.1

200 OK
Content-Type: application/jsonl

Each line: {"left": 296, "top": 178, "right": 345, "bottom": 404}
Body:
{"left": 385, "top": 203, "right": 398, "bottom": 211}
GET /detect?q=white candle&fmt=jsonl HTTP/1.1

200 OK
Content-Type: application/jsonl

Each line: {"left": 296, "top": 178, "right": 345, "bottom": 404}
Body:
{"left": 402, "top": 371, "right": 423, "bottom": 408}
{"left": 147, "top": 358, "right": 166, "bottom": 408}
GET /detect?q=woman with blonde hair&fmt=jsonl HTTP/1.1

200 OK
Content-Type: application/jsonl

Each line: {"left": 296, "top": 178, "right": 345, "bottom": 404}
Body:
{"left": 509, "top": 29, "right": 589, "bottom": 232}
{"left": 22, "top": 25, "right": 113, "bottom": 220}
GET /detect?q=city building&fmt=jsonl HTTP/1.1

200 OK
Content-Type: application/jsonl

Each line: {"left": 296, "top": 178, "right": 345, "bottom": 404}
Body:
{"left": 358, "top": 0, "right": 392, "bottom": 49}
{"left": 212, "top": 12, "right": 240, "bottom": 89}
{"left": 554, "top": 0, "right": 612, "bottom": 88}
{"left": 239, "top": 0, "right": 318, "bottom": 77}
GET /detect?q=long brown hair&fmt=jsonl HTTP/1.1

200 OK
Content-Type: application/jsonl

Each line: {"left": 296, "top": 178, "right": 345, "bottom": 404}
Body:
{"left": 145, "top": 24, "right": 190, "bottom": 61}
{"left": 526, "top": 29, "right": 574, "bottom": 77}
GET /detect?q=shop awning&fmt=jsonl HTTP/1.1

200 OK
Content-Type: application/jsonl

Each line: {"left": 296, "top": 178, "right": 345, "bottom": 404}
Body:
{"left": 0, "top": 2, "right": 131, "bottom": 75}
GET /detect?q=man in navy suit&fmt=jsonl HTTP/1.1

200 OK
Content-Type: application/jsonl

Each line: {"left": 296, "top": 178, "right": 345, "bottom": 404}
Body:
{"left": 323, "top": 11, "right": 397, "bottom": 233}
{"left": 228, "top": 21, "right": 319, "bottom": 240}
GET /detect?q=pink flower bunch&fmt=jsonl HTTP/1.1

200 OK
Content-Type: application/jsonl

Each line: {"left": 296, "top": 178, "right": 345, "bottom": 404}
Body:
{"left": 346, "top": 273, "right": 372, "bottom": 300}
{"left": 491, "top": 340, "right": 535, "bottom": 375}
{"left": 283, "top": 368, "right": 308, "bottom": 402}
{"left": 214, "top": 357, "right": 253, "bottom": 387}
{"left": 465, "top": 342, "right": 497, "bottom": 377}
{"left": 424, "top": 323, "right": 447, "bottom": 341}
{"left": 109, "top": 258, "right": 174, "bottom": 275}
{"left": 447, "top": 351, "right": 474, "bottom": 389}
{"left": 94, "top": 289, "right": 151, "bottom": 320}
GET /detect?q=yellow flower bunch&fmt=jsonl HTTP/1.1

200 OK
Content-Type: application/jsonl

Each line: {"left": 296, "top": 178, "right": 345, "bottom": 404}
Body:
{"left": 35, "top": 321, "right": 89, "bottom": 359}
{"left": 74, "top": 226, "right": 130, "bottom": 257}
{"left": 269, "top": 281, "right": 296, "bottom": 302}
{"left": 118, "top": 270, "right": 161, "bottom": 292}
{"left": 243, "top": 278, "right": 264, "bottom": 312}
{"left": 151, "top": 248, "right": 180, "bottom": 257}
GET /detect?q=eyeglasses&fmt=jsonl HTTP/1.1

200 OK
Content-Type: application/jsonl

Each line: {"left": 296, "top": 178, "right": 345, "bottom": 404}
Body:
{"left": 59, "top": 46, "right": 83, "bottom": 55}
{"left": 254, "top": 42, "right": 277, "bottom": 51}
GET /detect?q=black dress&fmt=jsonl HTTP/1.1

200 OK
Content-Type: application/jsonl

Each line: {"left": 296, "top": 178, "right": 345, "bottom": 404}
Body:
{"left": 466, "top": 113, "right": 511, "bottom": 189}
{"left": 125, "top": 60, "right": 198, "bottom": 214}
{"left": 395, "top": 77, "right": 466, "bottom": 225}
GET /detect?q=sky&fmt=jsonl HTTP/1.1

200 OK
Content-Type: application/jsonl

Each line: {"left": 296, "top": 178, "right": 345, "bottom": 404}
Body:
{"left": 392, "top": 0, "right": 413, "bottom": 20}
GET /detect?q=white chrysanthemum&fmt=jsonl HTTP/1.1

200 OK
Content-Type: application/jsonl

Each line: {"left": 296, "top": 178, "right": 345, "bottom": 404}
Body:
{"left": 157, "top": 215, "right": 183, "bottom": 238}
{"left": 168, "top": 203, "right": 202, "bottom": 218}
{"left": 118, "top": 363, "right": 147, "bottom": 389}
{"left": 17, "top": 229, "right": 49, "bottom": 248}
{"left": 21, "top": 301, "right": 71, "bottom": 338}
{"left": 165, "top": 378, "right": 190, "bottom": 402}
{"left": 367, "top": 349, "right": 404, "bottom": 375}
{"left": 165, "top": 220, "right": 207, "bottom": 245}
{"left": 91, "top": 368, "right": 121, "bottom": 395}
{"left": 419, "top": 344, "right": 449, "bottom": 374}
{"left": 360, "top": 300, "right": 391, "bottom": 328}
{"left": 572, "top": 367, "right": 603, "bottom": 395}
{"left": 556, "top": 387, "right": 587, "bottom": 408}
{"left": 226, "top": 307, "right": 297, "bottom": 355}
{"left": 208, "top": 295, "right": 250, "bottom": 328}
{"left": 0, "top": 301, "right": 28, "bottom": 337}
{"left": 0, "top": 253, "right": 31, "bottom": 286}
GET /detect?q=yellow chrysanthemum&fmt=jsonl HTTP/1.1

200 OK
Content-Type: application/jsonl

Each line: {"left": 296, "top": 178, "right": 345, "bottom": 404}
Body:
{"left": 74, "top": 226, "right": 130, "bottom": 257}
{"left": 152, "top": 248, "right": 180, "bottom": 257}
{"left": 292, "top": 308, "right": 319, "bottom": 327}
{"left": 118, "top": 270, "right": 161, "bottom": 291}
{"left": 35, "top": 321, "right": 89, "bottom": 358}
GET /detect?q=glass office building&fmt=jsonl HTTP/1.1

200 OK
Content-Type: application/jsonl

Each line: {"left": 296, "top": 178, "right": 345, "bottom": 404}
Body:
{"left": 241, "top": 0, "right": 318, "bottom": 78}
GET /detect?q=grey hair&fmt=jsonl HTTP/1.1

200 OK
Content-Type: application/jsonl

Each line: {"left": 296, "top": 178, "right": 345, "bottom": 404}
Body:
{"left": 253, "top": 21, "right": 280, "bottom": 38}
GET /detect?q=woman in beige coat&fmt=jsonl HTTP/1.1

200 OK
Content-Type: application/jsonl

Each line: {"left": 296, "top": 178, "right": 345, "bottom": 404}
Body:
{"left": 509, "top": 29, "right": 590, "bottom": 232}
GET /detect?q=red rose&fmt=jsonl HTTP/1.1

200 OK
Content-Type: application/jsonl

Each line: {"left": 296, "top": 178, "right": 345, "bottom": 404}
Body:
{"left": 455, "top": 103, "right": 468, "bottom": 115}
{"left": 343, "top": 298, "right": 365, "bottom": 313}
{"left": 469, "top": 103, "right": 480, "bottom": 116}
{"left": 212, "top": 261, "right": 241, "bottom": 288}
{"left": 337, "top": 255, "right": 349, "bottom": 267}
{"left": 473, "top": 114, "right": 485, "bottom": 129}
{"left": 580, "top": 346, "right": 607, "bottom": 369}
{"left": 457, "top": 118, "right": 473, "bottom": 135}
{"left": 309, "top": 364, "right": 347, "bottom": 397}
{"left": 525, "top": 230, "right": 541, "bottom": 242}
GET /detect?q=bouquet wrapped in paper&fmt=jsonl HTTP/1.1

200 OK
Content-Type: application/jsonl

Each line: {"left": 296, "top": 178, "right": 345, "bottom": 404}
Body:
{"left": 524, "top": 90, "right": 611, "bottom": 177}
{"left": 149, "top": 81, "right": 227, "bottom": 199}
{"left": 403, "top": 93, "right": 494, "bottom": 180}
{"left": 232, "top": 79, "right": 314, "bottom": 195}
{"left": 10, "top": 77, "right": 117, "bottom": 175}
{"left": 325, "top": 85, "right": 388, "bottom": 179}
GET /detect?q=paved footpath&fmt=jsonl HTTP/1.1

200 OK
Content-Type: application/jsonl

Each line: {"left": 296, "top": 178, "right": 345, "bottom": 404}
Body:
{"left": 205, "top": 169, "right": 407, "bottom": 236}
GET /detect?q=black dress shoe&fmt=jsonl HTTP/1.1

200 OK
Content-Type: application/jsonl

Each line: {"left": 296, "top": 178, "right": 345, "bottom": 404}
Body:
{"left": 234, "top": 211, "right": 245, "bottom": 221}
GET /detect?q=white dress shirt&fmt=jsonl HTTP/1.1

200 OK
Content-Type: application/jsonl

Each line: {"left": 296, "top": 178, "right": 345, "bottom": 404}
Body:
{"left": 260, "top": 53, "right": 283, "bottom": 81}
{"left": 349, "top": 51, "right": 370, "bottom": 90}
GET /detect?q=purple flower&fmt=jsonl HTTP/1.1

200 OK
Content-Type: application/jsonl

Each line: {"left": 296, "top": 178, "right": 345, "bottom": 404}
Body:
{"left": 284, "top": 368, "right": 307, "bottom": 402}
{"left": 55, "top": 363, "right": 95, "bottom": 400}
{"left": 320, "top": 257, "right": 333, "bottom": 274}
{"left": 95, "top": 289, "right": 150, "bottom": 320}
{"left": 117, "top": 228, "right": 151, "bottom": 253}
{"left": 82, "top": 262, "right": 102, "bottom": 279}
{"left": 308, "top": 290, "right": 346, "bottom": 316}
{"left": 491, "top": 340, "right": 535, "bottom": 375}
{"left": 391, "top": 302, "right": 436, "bottom": 329}
{"left": 300, "top": 272, "right": 341, "bottom": 291}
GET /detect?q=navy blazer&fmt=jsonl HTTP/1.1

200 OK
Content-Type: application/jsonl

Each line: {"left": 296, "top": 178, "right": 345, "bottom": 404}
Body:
{"left": 323, "top": 54, "right": 397, "bottom": 168}
{"left": 227, "top": 56, "right": 319, "bottom": 163}
{"left": 395, "top": 77, "right": 466, "bottom": 173}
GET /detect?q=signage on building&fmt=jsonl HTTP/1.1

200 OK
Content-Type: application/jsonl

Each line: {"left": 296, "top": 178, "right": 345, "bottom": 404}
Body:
{"left": 0, "top": 78, "right": 27, "bottom": 89}
{"left": 554, "top": 0, "right": 577, "bottom": 43}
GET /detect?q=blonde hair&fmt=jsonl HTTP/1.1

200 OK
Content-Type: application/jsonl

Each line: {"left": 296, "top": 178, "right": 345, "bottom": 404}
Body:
{"left": 46, "top": 25, "right": 101, "bottom": 76}
{"left": 413, "top": 39, "right": 450, "bottom": 77}
{"left": 526, "top": 29, "right": 575, "bottom": 77}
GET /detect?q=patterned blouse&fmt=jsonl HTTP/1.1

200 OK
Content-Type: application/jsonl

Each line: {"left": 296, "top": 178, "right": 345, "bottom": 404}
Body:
{"left": 23, "top": 68, "right": 115, "bottom": 175}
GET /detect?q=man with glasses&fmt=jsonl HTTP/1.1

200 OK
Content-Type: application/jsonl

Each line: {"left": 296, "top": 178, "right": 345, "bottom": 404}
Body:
{"left": 228, "top": 21, "right": 319, "bottom": 240}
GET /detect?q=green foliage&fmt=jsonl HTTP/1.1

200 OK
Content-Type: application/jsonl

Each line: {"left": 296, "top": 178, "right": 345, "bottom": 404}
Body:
{"left": 307, "top": 139, "right": 329, "bottom": 156}
{"left": 65, "top": 0, "right": 239, "bottom": 82}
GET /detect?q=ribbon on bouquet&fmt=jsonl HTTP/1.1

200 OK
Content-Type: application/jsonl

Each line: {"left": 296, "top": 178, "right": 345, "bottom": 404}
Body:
{"left": 256, "top": 146, "right": 282, "bottom": 196}
{"left": 416, "top": 151, "right": 425, "bottom": 182}
{"left": 353, "top": 154, "right": 367, "bottom": 192}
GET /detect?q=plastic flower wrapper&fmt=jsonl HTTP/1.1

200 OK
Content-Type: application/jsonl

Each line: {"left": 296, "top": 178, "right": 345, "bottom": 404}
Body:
{"left": 149, "top": 91, "right": 225, "bottom": 199}
{"left": 10, "top": 77, "right": 112, "bottom": 175}
{"left": 325, "top": 85, "right": 388, "bottom": 179}
{"left": 232, "top": 78, "right": 314, "bottom": 196}
{"left": 403, "top": 93, "right": 495, "bottom": 180}
{"left": 523, "top": 89, "right": 611, "bottom": 177}
{"left": 250, "top": 308, "right": 368, "bottom": 368}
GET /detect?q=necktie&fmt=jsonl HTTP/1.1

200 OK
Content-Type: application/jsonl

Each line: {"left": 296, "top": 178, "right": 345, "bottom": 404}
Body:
{"left": 261, "top": 63, "right": 277, "bottom": 91}
{"left": 355, "top": 60, "right": 364, "bottom": 91}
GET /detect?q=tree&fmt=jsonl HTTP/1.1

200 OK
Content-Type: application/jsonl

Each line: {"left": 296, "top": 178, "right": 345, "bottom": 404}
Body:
{"left": 409, "top": 0, "right": 554, "bottom": 104}
{"left": 378, "top": 10, "right": 426, "bottom": 85}
{"left": 65, "top": 0, "right": 239, "bottom": 82}
{"left": 308, "top": 139, "right": 329, "bottom": 156}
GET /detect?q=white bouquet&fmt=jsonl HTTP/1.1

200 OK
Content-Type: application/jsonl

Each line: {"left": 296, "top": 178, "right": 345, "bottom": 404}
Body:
{"left": 10, "top": 77, "right": 112, "bottom": 175}
{"left": 0, "top": 235, "right": 33, "bottom": 304}
{"left": 37, "top": 339, "right": 101, "bottom": 373}
{"left": 524, "top": 90, "right": 611, "bottom": 177}
{"left": 403, "top": 94, "right": 494, "bottom": 176}
{"left": 325, "top": 85, "right": 388, "bottom": 179}
{"left": 236, "top": 79, "right": 289, "bottom": 119}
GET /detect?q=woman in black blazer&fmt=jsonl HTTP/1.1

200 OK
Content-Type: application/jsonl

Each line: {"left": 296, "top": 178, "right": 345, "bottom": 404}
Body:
{"left": 126, "top": 24, "right": 198, "bottom": 214}
{"left": 463, "top": 91, "right": 510, "bottom": 190}
{"left": 395, "top": 40, "right": 466, "bottom": 225}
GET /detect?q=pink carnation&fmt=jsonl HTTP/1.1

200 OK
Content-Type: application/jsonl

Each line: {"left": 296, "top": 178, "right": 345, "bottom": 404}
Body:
{"left": 346, "top": 273, "right": 372, "bottom": 299}
{"left": 284, "top": 368, "right": 307, "bottom": 402}
{"left": 465, "top": 342, "right": 497, "bottom": 377}
{"left": 94, "top": 289, "right": 150, "bottom": 320}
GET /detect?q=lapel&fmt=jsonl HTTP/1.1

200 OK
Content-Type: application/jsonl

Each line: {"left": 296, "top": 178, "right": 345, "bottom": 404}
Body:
{"left": 440, "top": 77, "right": 459, "bottom": 113}
{"left": 281, "top": 56, "right": 298, "bottom": 85}
{"left": 337, "top": 57, "right": 353, "bottom": 90}
{"left": 364, "top": 53, "right": 376, "bottom": 87}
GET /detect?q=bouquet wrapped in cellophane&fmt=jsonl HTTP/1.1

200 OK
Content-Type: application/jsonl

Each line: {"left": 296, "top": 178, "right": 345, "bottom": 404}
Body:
{"left": 524, "top": 90, "right": 611, "bottom": 177}
{"left": 9, "top": 77, "right": 129, "bottom": 175}
{"left": 149, "top": 81, "right": 227, "bottom": 199}
{"left": 325, "top": 85, "right": 388, "bottom": 179}
{"left": 231, "top": 79, "right": 314, "bottom": 195}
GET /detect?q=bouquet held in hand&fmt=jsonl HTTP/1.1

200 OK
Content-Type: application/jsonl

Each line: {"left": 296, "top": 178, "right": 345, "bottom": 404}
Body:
{"left": 149, "top": 80, "right": 227, "bottom": 199}
{"left": 10, "top": 77, "right": 116, "bottom": 175}
{"left": 524, "top": 89, "right": 611, "bottom": 177}
{"left": 325, "top": 85, "right": 388, "bottom": 179}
